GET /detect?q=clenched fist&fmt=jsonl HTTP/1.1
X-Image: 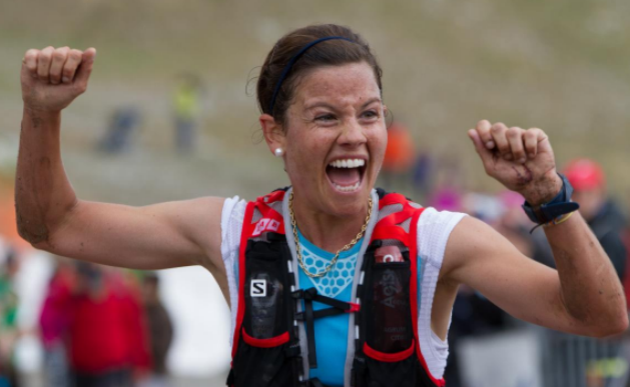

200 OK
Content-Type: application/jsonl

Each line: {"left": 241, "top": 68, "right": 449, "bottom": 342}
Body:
{"left": 468, "top": 120, "right": 562, "bottom": 206}
{"left": 21, "top": 46, "right": 96, "bottom": 113}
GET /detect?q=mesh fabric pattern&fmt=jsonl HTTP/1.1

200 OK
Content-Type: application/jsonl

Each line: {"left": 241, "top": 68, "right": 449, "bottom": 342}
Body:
{"left": 299, "top": 243, "right": 358, "bottom": 298}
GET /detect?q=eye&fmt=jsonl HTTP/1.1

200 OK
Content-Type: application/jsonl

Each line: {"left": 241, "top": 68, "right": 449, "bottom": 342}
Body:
{"left": 361, "top": 109, "right": 379, "bottom": 120}
{"left": 315, "top": 113, "right": 336, "bottom": 122}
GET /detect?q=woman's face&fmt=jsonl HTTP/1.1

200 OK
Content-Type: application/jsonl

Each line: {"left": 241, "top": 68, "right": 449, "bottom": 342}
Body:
{"left": 280, "top": 62, "right": 387, "bottom": 217}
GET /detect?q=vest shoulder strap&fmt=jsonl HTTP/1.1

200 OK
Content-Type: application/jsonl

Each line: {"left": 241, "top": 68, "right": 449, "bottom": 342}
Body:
{"left": 371, "top": 191, "right": 424, "bottom": 245}
{"left": 246, "top": 189, "right": 288, "bottom": 238}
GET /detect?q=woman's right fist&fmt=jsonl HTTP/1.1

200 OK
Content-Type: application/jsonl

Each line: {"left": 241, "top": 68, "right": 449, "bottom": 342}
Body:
{"left": 21, "top": 47, "right": 96, "bottom": 112}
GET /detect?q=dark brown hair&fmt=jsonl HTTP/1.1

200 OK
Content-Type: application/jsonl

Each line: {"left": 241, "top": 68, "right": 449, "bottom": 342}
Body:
{"left": 257, "top": 24, "right": 383, "bottom": 125}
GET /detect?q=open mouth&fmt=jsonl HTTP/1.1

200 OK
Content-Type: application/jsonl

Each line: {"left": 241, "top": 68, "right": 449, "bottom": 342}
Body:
{"left": 326, "top": 158, "right": 367, "bottom": 193}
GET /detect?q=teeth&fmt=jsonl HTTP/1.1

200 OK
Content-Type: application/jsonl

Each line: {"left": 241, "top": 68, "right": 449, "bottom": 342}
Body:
{"left": 333, "top": 181, "right": 361, "bottom": 192}
{"left": 329, "top": 159, "right": 365, "bottom": 168}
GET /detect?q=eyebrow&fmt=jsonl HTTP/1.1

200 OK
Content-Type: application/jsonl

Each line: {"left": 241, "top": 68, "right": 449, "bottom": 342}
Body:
{"left": 359, "top": 98, "right": 383, "bottom": 109}
{"left": 304, "top": 97, "right": 382, "bottom": 112}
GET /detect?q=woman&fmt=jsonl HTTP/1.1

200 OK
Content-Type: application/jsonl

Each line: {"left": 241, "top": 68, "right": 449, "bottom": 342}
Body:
{"left": 16, "top": 24, "right": 627, "bottom": 387}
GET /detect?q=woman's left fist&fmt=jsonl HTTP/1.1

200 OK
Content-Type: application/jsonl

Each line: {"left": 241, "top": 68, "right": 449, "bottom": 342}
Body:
{"left": 468, "top": 120, "right": 562, "bottom": 206}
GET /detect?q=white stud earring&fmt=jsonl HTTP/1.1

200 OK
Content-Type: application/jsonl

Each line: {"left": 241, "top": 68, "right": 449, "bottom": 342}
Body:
{"left": 274, "top": 148, "right": 284, "bottom": 157}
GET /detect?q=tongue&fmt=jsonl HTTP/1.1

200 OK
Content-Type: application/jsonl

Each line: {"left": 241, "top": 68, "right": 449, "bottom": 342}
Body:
{"left": 327, "top": 167, "right": 361, "bottom": 186}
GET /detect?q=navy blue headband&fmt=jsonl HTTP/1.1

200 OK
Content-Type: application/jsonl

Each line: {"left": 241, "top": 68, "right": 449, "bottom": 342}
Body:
{"left": 268, "top": 36, "right": 355, "bottom": 114}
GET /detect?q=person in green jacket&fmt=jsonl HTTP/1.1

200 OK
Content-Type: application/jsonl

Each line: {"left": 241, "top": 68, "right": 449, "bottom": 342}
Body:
{"left": 173, "top": 73, "right": 201, "bottom": 153}
{"left": 0, "top": 249, "right": 20, "bottom": 387}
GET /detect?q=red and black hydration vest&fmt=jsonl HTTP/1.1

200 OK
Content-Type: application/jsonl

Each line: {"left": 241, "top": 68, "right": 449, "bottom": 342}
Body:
{"left": 227, "top": 188, "right": 445, "bottom": 387}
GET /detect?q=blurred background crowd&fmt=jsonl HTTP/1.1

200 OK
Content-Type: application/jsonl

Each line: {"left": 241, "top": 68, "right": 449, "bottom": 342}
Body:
{"left": 2, "top": 0, "right": 630, "bottom": 386}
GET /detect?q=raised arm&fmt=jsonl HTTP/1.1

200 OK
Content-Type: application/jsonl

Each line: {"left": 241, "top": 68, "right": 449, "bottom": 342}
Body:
{"left": 16, "top": 47, "right": 226, "bottom": 273}
{"left": 441, "top": 121, "right": 627, "bottom": 337}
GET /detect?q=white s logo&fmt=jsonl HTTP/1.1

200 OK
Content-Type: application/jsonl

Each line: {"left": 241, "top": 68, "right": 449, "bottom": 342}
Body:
{"left": 251, "top": 279, "right": 267, "bottom": 297}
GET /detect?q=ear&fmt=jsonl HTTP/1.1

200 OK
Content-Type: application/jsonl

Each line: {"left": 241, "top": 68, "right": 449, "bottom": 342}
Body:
{"left": 260, "top": 113, "right": 286, "bottom": 156}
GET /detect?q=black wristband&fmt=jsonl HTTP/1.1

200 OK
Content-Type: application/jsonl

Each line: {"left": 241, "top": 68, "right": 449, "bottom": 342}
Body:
{"left": 522, "top": 173, "right": 580, "bottom": 225}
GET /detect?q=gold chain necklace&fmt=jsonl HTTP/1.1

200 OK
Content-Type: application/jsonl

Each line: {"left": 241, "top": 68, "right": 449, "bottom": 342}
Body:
{"left": 289, "top": 191, "right": 373, "bottom": 279}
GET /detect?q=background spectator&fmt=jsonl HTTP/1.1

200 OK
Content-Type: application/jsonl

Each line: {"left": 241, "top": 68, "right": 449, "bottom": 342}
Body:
{"left": 139, "top": 272, "right": 174, "bottom": 387}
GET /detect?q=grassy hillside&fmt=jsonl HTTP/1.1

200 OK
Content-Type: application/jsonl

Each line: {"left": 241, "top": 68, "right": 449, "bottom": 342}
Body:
{"left": 1, "top": 0, "right": 629, "bottom": 202}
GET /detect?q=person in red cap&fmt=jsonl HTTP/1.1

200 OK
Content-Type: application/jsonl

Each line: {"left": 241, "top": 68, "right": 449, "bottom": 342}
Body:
{"left": 565, "top": 159, "right": 605, "bottom": 217}
{"left": 533, "top": 158, "right": 627, "bottom": 280}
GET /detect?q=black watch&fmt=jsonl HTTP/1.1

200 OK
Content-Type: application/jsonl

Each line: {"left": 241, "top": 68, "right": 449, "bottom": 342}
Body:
{"left": 522, "top": 173, "right": 580, "bottom": 225}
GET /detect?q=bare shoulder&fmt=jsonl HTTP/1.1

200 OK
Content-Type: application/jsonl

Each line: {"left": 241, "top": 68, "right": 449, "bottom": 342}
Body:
{"left": 159, "top": 195, "right": 227, "bottom": 224}
{"left": 438, "top": 214, "right": 568, "bottom": 328}
{"left": 173, "top": 195, "right": 231, "bottom": 280}
{"left": 145, "top": 196, "right": 228, "bottom": 265}
{"left": 440, "top": 215, "right": 522, "bottom": 285}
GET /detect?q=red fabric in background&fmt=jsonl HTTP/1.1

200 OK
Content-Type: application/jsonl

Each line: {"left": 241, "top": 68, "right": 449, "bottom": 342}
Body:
{"left": 39, "top": 267, "right": 75, "bottom": 348}
{"left": 68, "top": 279, "right": 151, "bottom": 374}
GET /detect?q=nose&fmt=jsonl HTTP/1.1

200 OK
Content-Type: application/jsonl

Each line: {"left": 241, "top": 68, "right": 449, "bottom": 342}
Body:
{"left": 338, "top": 118, "right": 367, "bottom": 147}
